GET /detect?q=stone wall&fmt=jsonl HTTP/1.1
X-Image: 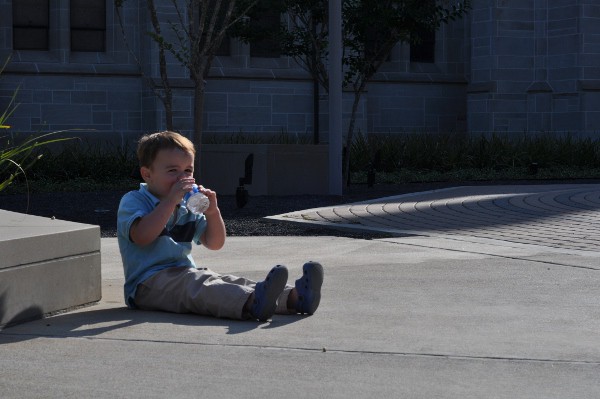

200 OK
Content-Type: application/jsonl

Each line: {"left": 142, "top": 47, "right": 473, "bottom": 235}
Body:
{"left": 5, "top": 1, "right": 598, "bottom": 141}
{"left": 0, "top": 0, "right": 472, "bottom": 146}
{"left": 468, "top": 0, "right": 600, "bottom": 135}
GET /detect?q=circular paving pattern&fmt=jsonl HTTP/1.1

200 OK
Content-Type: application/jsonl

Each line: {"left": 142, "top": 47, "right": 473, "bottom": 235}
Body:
{"left": 273, "top": 184, "right": 600, "bottom": 252}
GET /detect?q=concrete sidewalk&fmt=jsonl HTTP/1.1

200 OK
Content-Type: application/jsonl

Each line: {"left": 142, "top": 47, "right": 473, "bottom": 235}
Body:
{"left": 1, "top": 184, "right": 600, "bottom": 398}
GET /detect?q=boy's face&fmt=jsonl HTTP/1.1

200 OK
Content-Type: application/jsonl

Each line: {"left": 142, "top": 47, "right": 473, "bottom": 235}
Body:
{"left": 140, "top": 148, "right": 195, "bottom": 200}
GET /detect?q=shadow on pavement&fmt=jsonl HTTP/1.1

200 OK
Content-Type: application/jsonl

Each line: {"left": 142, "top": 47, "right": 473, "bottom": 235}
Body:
{"left": 0, "top": 291, "right": 44, "bottom": 331}
{"left": 0, "top": 305, "right": 304, "bottom": 344}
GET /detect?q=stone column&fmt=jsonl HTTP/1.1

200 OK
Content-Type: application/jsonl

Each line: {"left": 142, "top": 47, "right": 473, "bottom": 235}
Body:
{"left": 468, "top": 0, "right": 535, "bottom": 135}
{"left": 526, "top": 0, "right": 552, "bottom": 132}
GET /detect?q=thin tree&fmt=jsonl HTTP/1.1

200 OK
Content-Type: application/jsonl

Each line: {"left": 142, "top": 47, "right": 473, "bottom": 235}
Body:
{"left": 231, "top": 0, "right": 329, "bottom": 143}
{"left": 235, "top": 0, "right": 470, "bottom": 184}
{"left": 115, "top": 0, "right": 174, "bottom": 130}
{"left": 116, "top": 0, "right": 258, "bottom": 176}
{"left": 341, "top": 0, "right": 470, "bottom": 184}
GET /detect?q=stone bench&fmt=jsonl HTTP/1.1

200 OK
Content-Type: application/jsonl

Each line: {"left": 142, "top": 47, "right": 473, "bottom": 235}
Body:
{"left": 0, "top": 210, "right": 101, "bottom": 329}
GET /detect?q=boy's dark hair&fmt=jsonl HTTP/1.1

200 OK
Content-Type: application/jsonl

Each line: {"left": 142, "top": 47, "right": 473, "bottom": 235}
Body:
{"left": 137, "top": 131, "right": 196, "bottom": 168}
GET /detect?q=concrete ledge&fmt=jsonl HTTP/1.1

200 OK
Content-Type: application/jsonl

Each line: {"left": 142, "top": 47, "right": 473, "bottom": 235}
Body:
{"left": 0, "top": 210, "right": 101, "bottom": 329}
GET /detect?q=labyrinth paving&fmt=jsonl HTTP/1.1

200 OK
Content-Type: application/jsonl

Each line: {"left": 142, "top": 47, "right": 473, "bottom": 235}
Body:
{"left": 268, "top": 184, "right": 600, "bottom": 253}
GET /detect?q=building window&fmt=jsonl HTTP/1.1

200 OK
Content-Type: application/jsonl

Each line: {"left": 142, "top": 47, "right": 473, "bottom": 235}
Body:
{"left": 71, "top": 0, "right": 106, "bottom": 52}
{"left": 13, "top": 0, "right": 49, "bottom": 50}
{"left": 249, "top": 10, "right": 281, "bottom": 58}
{"left": 410, "top": 28, "right": 435, "bottom": 63}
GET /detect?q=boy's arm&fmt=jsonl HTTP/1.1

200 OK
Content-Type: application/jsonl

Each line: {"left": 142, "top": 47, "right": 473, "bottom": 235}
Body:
{"left": 129, "top": 199, "right": 179, "bottom": 246}
{"left": 130, "top": 178, "right": 194, "bottom": 246}
{"left": 199, "top": 186, "right": 226, "bottom": 250}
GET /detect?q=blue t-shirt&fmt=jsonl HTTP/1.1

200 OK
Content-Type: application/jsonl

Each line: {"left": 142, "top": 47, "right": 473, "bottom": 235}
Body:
{"left": 117, "top": 183, "right": 208, "bottom": 308}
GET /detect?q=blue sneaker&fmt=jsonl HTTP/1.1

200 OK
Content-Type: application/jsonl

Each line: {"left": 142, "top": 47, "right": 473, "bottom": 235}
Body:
{"left": 295, "top": 261, "right": 324, "bottom": 315}
{"left": 251, "top": 265, "right": 288, "bottom": 321}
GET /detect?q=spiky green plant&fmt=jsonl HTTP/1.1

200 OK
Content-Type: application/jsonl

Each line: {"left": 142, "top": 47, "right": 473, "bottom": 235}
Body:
{"left": 0, "top": 57, "right": 74, "bottom": 192}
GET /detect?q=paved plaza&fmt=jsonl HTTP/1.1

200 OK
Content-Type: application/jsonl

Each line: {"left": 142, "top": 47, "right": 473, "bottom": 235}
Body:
{"left": 269, "top": 184, "right": 600, "bottom": 254}
{"left": 1, "top": 184, "right": 599, "bottom": 398}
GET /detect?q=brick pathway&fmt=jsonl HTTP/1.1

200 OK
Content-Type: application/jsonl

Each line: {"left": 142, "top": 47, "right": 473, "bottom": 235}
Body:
{"left": 268, "top": 184, "right": 600, "bottom": 253}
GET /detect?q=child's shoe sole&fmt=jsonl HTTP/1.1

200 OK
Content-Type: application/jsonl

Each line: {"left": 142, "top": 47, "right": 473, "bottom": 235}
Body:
{"left": 251, "top": 265, "right": 288, "bottom": 321}
{"left": 295, "top": 261, "right": 324, "bottom": 315}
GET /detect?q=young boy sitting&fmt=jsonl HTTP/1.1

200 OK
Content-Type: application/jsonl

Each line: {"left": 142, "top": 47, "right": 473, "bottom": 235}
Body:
{"left": 117, "top": 131, "right": 323, "bottom": 321}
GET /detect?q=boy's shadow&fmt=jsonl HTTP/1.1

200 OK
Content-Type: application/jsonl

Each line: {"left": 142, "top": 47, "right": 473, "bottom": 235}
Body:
{"left": 0, "top": 303, "right": 305, "bottom": 344}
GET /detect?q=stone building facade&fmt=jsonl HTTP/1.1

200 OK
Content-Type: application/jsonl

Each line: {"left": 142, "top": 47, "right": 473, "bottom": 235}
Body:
{"left": 0, "top": 0, "right": 598, "bottom": 146}
{"left": 468, "top": 0, "right": 600, "bottom": 135}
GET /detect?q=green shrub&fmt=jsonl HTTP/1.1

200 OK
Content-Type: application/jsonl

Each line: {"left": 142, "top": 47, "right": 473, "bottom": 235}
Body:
{"left": 5, "top": 130, "right": 600, "bottom": 193}
{"left": 26, "top": 139, "right": 138, "bottom": 182}
{"left": 349, "top": 132, "right": 600, "bottom": 184}
{"left": 0, "top": 56, "right": 81, "bottom": 193}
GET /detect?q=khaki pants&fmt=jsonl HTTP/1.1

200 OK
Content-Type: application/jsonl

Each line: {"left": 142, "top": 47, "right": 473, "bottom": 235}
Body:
{"left": 134, "top": 266, "right": 293, "bottom": 320}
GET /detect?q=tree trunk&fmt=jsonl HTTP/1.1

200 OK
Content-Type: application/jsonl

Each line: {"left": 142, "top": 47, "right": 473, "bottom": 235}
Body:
{"left": 163, "top": 85, "right": 173, "bottom": 131}
{"left": 311, "top": 14, "right": 319, "bottom": 144}
{"left": 313, "top": 77, "right": 319, "bottom": 144}
{"left": 342, "top": 90, "right": 363, "bottom": 186}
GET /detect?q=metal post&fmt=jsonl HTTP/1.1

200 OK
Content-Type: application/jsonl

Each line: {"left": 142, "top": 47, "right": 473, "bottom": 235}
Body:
{"left": 328, "top": 0, "right": 343, "bottom": 195}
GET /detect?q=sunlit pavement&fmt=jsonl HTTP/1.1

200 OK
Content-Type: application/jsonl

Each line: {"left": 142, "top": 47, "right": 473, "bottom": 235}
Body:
{"left": 1, "top": 184, "right": 599, "bottom": 398}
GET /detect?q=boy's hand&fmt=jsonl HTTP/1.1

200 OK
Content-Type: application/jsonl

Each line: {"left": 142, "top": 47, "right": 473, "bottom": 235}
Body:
{"left": 167, "top": 177, "right": 196, "bottom": 206}
{"left": 198, "top": 185, "right": 219, "bottom": 215}
{"left": 197, "top": 185, "right": 226, "bottom": 250}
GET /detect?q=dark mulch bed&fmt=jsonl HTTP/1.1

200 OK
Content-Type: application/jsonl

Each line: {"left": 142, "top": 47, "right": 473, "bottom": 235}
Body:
{"left": 1, "top": 179, "right": 597, "bottom": 239}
